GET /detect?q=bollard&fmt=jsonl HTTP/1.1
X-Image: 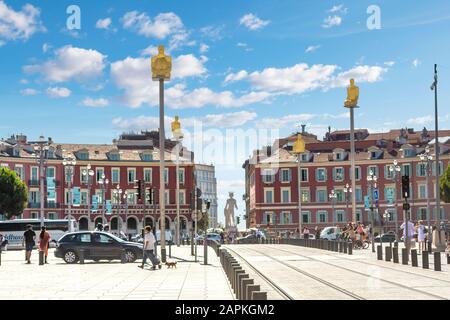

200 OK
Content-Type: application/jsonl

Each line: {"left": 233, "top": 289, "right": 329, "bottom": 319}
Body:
{"left": 246, "top": 284, "right": 260, "bottom": 301}
{"left": 427, "top": 241, "right": 432, "bottom": 254}
{"left": 377, "top": 245, "right": 382, "bottom": 260}
{"left": 241, "top": 278, "right": 254, "bottom": 300}
{"left": 401, "top": 248, "right": 408, "bottom": 265}
{"left": 422, "top": 251, "right": 429, "bottom": 269}
{"left": 343, "top": 241, "right": 348, "bottom": 253}
{"left": 0, "top": 247, "right": 2, "bottom": 266}
{"left": 231, "top": 265, "right": 242, "bottom": 288}
{"left": 411, "top": 249, "right": 418, "bottom": 267}
{"left": 393, "top": 247, "right": 399, "bottom": 263}
{"left": 348, "top": 241, "right": 352, "bottom": 255}
{"left": 251, "top": 291, "right": 267, "bottom": 300}
{"left": 169, "top": 243, "right": 172, "bottom": 258}
{"left": 334, "top": 241, "right": 339, "bottom": 252}
{"left": 434, "top": 252, "right": 441, "bottom": 271}
{"left": 339, "top": 240, "right": 343, "bottom": 253}
{"left": 79, "top": 249, "right": 85, "bottom": 264}
{"left": 394, "top": 241, "right": 399, "bottom": 248}
{"left": 234, "top": 269, "right": 245, "bottom": 294}
{"left": 385, "top": 246, "right": 392, "bottom": 262}
{"left": 447, "top": 254, "right": 450, "bottom": 265}
{"left": 39, "top": 251, "right": 44, "bottom": 266}
{"left": 237, "top": 273, "right": 249, "bottom": 300}
{"left": 204, "top": 242, "right": 208, "bottom": 265}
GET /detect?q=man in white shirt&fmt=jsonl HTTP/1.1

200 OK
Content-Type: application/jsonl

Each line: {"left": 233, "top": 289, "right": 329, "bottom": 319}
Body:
{"left": 400, "top": 220, "right": 415, "bottom": 252}
{"left": 139, "top": 226, "right": 161, "bottom": 270}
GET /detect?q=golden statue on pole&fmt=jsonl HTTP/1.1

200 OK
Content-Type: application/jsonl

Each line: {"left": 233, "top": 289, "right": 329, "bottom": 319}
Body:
{"left": 171, "top": 115, "right": 183, "bottom": 140}
{"left": 293, "top": 133, "right": 305, "bottom": 154}
{"left": 151, "top": 45, "right": 172, "bottom": 80}
{"left": 344, "top": 79, "right": 359, "bottom": 108}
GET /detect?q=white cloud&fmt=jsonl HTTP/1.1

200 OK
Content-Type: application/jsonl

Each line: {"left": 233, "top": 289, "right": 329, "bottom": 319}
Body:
{"left": 412, "top": 58, "right": 421, "bottom": 68}
{"left": 139, "top": 45, "right": 158, "bottom": 56}
{"left": 23, "top": 45, "right": 107, "bottom": 83}
{"left": 329, "top": 65, "right": 387, "bottom": 88}
{"left": 82, "top": 97, "right": 109, "bottom": 107}
{"left": 121, "top": 11, "right": 183, "bottom": 39}
{"left": 305, "top": 45, "right": 321, "bottom": 53}
{"left": 328, "top": 5, "right": 348, "bottom": 14}
{"left": 322, "top": 15, "right": 342, "bottom": 28}
{"left": 46, "top": 87, "right": 71, "bottom": 98}
{"left": 199, "top": 43, "right": 209, "bottom": 53}
{"left": 236, "top": 42, "right": 253, "bottom": 52}
{"left": 168, "top": 30, "right": 196, "bottom": 51}
{"left": 200, "top": 25, "right": 224, "bottom": 41}
{"left": 20, "top": 88, "right": 39, "bottom": 96}
{"left": 407, "top": 115, "right": 433, "bottom": 125}
{"left": 257, "top": 114, "right": 317, "bottom": 129}
{"left": 96, "top": 18, "right": 112, "bottom": 29}
{"left": 42, "top": 43, "right": 51, "bottom": 53}
{"left": 224, "top": 70, "right": 248, "bottom": 84}
{"left": 239, "top": 13, "right": 270, "bottom": 30}
{"left": 384, "top": 61, "right": 395, "bottom": 67}
{"left": 0, "top": 1, "right": 45, "bottom": 42}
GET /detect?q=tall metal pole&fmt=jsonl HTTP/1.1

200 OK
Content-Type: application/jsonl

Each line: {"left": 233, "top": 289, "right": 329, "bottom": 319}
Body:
{"left": 433, "top": 64, "right": 441, "bottom": 229}
{"left": 426, "top": 162, "right": 431, "bottom": 247}
{"left": 102, "top": 184, "right": 105, "bottom": 225}
{"left": 176, "top": 141, "right": 180, "bottom": 247}
{"left": 370, "top": 180, "right": 375, "bottom": 252}
{"left": 39, "top": 148, "right": 45, "bottom": 228}
{"left": 394, "top": 173, "right": 399, "bottom": 240}
{"left": 350, "top": 108, "right": 357, "bottom": 224}
{"left": 159, "top": 78, "right": 167, "bottom": 263}
{"left": 68, "top": 167, "right": 72, "bottom": 232}
{"left": 297, "top": 154, "right": 302, "bottom": 237}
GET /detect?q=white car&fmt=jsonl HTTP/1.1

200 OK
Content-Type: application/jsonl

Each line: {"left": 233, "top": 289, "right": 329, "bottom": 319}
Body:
{"left": 319, "top": 227, "right": 341, "bottom": 240}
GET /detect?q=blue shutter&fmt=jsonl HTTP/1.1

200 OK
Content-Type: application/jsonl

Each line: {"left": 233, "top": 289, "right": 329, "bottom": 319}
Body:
{"left": 288, "top": 168, "right": 292, "bottom": 182}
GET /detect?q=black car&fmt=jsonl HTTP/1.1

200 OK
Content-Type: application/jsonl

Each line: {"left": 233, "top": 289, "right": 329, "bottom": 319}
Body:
{"left": 55, "top": 231, "right": 143, "bottom": 264}
{"left": 374, "top": 231, "right": 397, "bottom": 243}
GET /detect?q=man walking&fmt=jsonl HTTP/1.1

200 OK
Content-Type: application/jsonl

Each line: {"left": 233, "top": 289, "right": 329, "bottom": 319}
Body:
{"left": 22, "top": 224, "right": 36, "bottom": 264}
{"left": 139, "top": 226, "right": 161, "bottom": 270}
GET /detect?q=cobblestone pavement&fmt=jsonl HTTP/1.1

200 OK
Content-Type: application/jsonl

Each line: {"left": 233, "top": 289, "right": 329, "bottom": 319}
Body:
{"left": 0, "top": 245, "right": 234, "bottom": 300}
{"left": 223, "top": 244, "right": 450, "bottom": 300}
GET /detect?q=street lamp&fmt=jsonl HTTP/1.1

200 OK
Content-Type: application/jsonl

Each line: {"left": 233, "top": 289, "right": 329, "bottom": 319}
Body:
{"left": 113, "top": 185, "right": 123, "bottom": 236}
{"left": 343, "top": 183, "right": 352, "bottom": 223}
{"left": 82, "top": 164, "right": 94, "bottom": 226}
{"left": 293, "top": 133, "right": 305, "bottom": 238}
{"left": 419, "top": 147, "right": 433, "bottom": 251}
{"left": 171, "top": 115, "right": 184, "bottom": 247}
{"left": 329, "top": 189, "right": 337, "bottom": 224}
{"left": 33, "top": 135, "right": 51, "bottom": 228}
{"left": 367, "top": 170, "right": 377, "bottom": 252}
{"left": 123, "top": 191, "right": 128, "bottom": 235}
{"left": 389, "top": 160, "right": 401, "bottom": 239}
{"left": 98, "top": 173, "right": 109, "bottom": 225}
{"left": 63, "top": 156, "right": 77, "bottom": 232}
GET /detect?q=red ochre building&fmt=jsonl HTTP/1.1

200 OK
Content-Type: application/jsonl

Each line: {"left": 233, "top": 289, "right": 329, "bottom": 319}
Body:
{"left": 0, "top": 131, "right": 198, "bottom": 236}
{"left": 242, "top": 127, "right": 450, "bottom": 234}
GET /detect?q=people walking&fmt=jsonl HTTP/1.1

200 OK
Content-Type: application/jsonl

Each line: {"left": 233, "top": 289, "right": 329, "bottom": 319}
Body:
{"left": 38, "top": 226, "right": 51, "bottom": 264}
{"left": 139, "top": 226, "right": 161, "bottom": 270}
{"left": 303, "top": 227, "right": 310, "bottom": 239}
{"left": 400, "top": 219, "right": 415, "bottom": 253}
{"left": 23, "top": 224, "right": 36, "bottom": 264}
{"left": 315, "top": 226, "right": 321, "bottom": 240}
{"left": 417, "top": 220, "right": 426, "bottom": 254}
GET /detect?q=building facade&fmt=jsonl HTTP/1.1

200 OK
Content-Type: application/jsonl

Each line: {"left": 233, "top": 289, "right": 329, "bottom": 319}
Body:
{"left": 0, "top": 132, "right": 202, "bottom": 236}
{"left": 195, "top": 164, "right": 218, "bottom": 228}
{"left": 243, "top": 127, "right": 450, "bottom": 234}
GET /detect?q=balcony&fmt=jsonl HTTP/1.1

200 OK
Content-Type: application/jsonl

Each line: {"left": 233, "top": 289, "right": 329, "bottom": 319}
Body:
{"left": 27, "top": 202, "right": 60, "bottom": 209}
{"left": 27, "top": 179, "right": 60, "bottom": 187}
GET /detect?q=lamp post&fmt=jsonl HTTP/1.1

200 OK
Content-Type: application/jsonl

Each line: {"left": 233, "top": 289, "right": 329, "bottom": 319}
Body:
{"left": 171, "top": 116, "right": 184, "bottom": 247}
{"left": 98, "top": 174, "right": 109, "bottom": 225}
{"left": 33, "top": 135, "right": 51, "bottom": 228}
{"left": 419, "top": 147, "right": 433, "bottom": 250}
{"left": 329, "top": 189, "right": 337, "bottom": 225}
{"left": 367, "top": 170, "right": 377, "bottom": 252}
{"left": 123, "top": 191, "right": 128, "bottom": 235}
{"left": 344, "top": 183, "right": 352, "bottom": 223}
{"left": 152, "top": 45, "right": 171, "bottom": 263}
{"left": 82, "top": 164, "right": 94, "bottom": 227}
{"left": 63, "top": 157, "right": 77, "bottom": 232}
{"left": 293, "top": 133, "right": 305, "bottom": 238}
{"left": 113, "top": 185, "right": 123, "bottom": 236}
{"left": 389, "top": 160, "right": 401, "bottom": 239}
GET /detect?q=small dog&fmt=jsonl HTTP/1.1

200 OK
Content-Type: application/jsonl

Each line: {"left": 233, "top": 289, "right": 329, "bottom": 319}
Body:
{"left": 165, "top": 260, "right": 177, "bottom": 269}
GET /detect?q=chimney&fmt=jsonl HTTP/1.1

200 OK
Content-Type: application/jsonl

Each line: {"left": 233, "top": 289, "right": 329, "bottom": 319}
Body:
{"left": 301, "top": 124, "right": 306, "bottom": 134}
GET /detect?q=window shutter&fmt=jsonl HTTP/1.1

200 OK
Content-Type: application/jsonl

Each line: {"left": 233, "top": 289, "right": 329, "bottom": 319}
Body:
{"left": 288, "top": 169, "right": 292, "bottom": 182}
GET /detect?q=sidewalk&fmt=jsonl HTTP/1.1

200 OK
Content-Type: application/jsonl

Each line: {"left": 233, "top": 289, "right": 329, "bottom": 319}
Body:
{"left": 0, "top": 245, "right": 234, "bottom": 300}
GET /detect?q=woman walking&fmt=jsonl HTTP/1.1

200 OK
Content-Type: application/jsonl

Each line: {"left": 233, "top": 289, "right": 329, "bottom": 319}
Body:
{"left": 38, "top": 226, "right": 51, "bottom": 264}
{"left": 417, "top": 220, "right": 426, "bottom": 254}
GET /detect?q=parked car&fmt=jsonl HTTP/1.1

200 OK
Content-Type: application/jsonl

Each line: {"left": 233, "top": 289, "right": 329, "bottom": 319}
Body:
{"left": 195, "top": 233, "right": 221, "bottom": 243}
{"left": 319, "top": 227, "right": 341, "bottom": 240}
{"left": 374, "top": 231, "right": 397, "bottom": 243}
{"left": 303, "top": 234, "right": 316, "bottom": 240}
{"left": 55, "top": 231, "right": 143, "bottom": 264}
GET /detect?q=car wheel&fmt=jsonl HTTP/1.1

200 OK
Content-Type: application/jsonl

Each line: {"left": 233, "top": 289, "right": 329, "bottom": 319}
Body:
{"left": 63, "top": 250, "right": 79, "bottom": 264}
{"left": 93, "top": 259, "right": 100, "bottom": 262}
{"left": 124, "top": 250, "right": 137, "bottom": 263}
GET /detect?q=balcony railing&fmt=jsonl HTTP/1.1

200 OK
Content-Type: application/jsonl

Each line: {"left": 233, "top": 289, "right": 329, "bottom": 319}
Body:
{"left": 27, "top": 179, "right": 60, "bottom": 187}
{"left": 27, "top": 202, "right": 60, "bottom": 209}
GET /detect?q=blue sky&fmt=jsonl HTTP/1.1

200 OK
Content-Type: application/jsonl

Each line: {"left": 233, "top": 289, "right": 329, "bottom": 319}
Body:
{"left": 1, "top": 0, "right": 450, "bottom": 227}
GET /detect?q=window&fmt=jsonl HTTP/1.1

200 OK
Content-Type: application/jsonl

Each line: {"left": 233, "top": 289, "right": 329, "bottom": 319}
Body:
{"left": 262, "top": 169, "right": 275, "bottom": 183}
{"left": 14, "top": 165, "right": 24, "bottom": 180}
{"left": 31, "top": 167, "right": 38, "bottom": 181}
{"left": 317, "top": 211, "right": 327, "bottom": 223}
{"left": 109, "top": 153, "right": 120, "bottom": 161}
{"left": 128, "top": 168, "right": 136, "bottom": 183}
{"left": 356, "top": 210, "right": 361, "bottom": 222}
{"left": 127, "top": 192, "right": 136, "bottom": 205}
{"left": 417, "top": 208, "right": 428, "bottom": 221}
{"left": 29, "top": 191, "right": 39, "bottom": 203}
{"left": 77, "top": 152, "right": 89, "bottom": 160}
{"left": 143, "top": 168, "right": 152, "bottom": 183}
{"left": 165, "top": 190, "right": 169, "bottom": 205}
{"left": 93, "top": 234, "right": 114, "bottom": 243}
{"left": 301, "top": 189, "right": 310, "bottom": 203}
{"left": 384, "top": 165, "right": 394, "bottom": 179}
{"left": 300, "top": 168, "right": 308, "bottom": 182}
{"left": 164, "top": 168, "right": 169, "bottom": 184}
{"left": 301, "top": 153, "right": 308, "bottom": 162}
{"left": 335, "top": 210, "right": 345, "bottom": 223}
{"left": 385, "top": 209, "right": 396, "bottom": 222}
{"left": 96, "top": 168, "right": 104, "bottom": 182}
{"left": 418, "top": 185, "right": 427, "bottom": 199}
{"left": 179, "top": 191, "right": 185, "bottom": 205}
{"left": 280, "top": 168, "right": 291, "bottom": 182}
{"left": 416, "top": 163, "right": 427, "bottom": 177}
{"left": 141, "top": 153, "right": 153, "bottom": 162}
{"left": 262, "top": 212, "right": 274, "bottom": 224}
{"left": 81, "top": 191, "right": 88, "bottom": 205}
{"left": 264, "top": 189, "right": 274, "bottom": 204}
{"left": 96, "top": 190, "right": 104, "bottom": 204}
{"left": 112, "top": 168, "right": 120, "bottom": 184}
{"left": 302, "top": 211, "right": 310, "bottom": 223}
{"left": 47, "top": 212, "right": 56, "bottom": 220}
{"left": 31, "top": 212, "right": 38, "bottom": 219}
{"left": 384, "top": 186, "right": 396, "bottom": 204}
{"left": 367, "top": 166, "right": 379, "bottom": 178}
{"left": 350, "top": 166, "right": 361, "bottom": 181}
{"left": 316, "top": 189, "right": 327, "bottom": 202}
{"left": 404, "top": 149, "right": 415, "bottom": 157}
{"left": 433, "top": 208, "right": 445, "bottom": 220}
{"left": 178, "top": 168, "right": 185, "bottom": 184}
{"left": 316, "top": 168, "right": 327, "bottom": 182}
{"left": 281, "top": 188, "right": 291, "bottom": 203}
{"left": 281, "top": 212, "right": 292, "bottom": 224}
{"left": 432, "top": 161, "right": 444, "bottom": 176}
{"left": 333, "top": 167, "right": 344, "bottom": 182}
{"left": 335, "top": 152, "right": 343, "bottom": 161}
{"left": 335, "top": 189, "right": 344, "bottom": 202}
{"left": 370, "top": 151, "right": 379, "bottom": 159}
{"left": 355, "top": 188, "right": 363, "bottom": 202}
{"left": 402, "top": 164, "right": 411, "bottom": 177}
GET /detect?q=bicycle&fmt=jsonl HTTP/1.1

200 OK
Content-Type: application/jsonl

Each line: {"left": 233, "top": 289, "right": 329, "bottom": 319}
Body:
{"left": 353, "top": 239, "right": 370, "bottom": 249}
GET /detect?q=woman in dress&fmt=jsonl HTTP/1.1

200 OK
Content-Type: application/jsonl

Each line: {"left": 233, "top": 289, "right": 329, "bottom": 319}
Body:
{"left": 38, "top": 226, "right": 51, "bottom": 264}
{"left": 417, "top": 220, "right": 426, "bottom": 254}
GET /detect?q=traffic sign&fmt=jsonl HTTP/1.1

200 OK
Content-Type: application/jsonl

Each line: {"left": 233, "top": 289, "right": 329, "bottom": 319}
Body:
{"left": 364, "top": 195, "right": 370, "bottom": 210}
{"left": 373, "top": 189, "right": 379, "bottom": 201}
